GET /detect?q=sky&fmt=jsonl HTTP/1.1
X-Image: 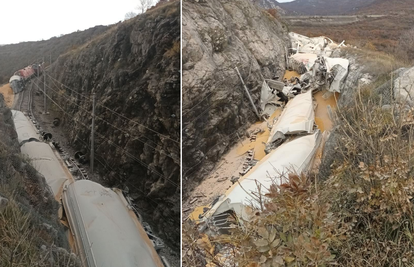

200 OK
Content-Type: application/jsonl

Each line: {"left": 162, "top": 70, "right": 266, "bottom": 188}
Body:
{"left": 0, "top": 0, "right": 149, "bottom": 45}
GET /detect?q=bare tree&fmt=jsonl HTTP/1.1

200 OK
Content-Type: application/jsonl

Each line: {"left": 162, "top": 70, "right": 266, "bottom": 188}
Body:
{"left": 124, "top": 11, "right": 137, "bottom": 20}
{"left": 137, "top": 0, "right": 154, "bottom": 14}
{"left": 396, "top": 27, "right": 414, "bottom": 63}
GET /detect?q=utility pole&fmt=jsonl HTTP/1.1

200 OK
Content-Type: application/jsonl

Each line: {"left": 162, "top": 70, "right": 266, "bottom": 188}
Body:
{"left": 43, "top": 57, "right": 47, "bottom": 114}
{"left": 235, "top": 66, "right": 260, "bottom": 120}
{"left": 90, "top": 93, "right": 96, "bottom": 173}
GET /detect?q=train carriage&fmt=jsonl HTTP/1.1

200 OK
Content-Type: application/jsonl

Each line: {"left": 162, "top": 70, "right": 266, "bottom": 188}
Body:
{"left": 11, "top": 110, "right": 40, "bottom": 144}
{"left": 204, "top": 130, "right": 322, "bottom": 222}
{"left": 20, "top": 141, "right": 70, "bottom": 199}
{"left": 11, "top": 109, "right": 165, "bottom": 267}
{"left": 62, "top": 180, "right": 164, "bottom": 267}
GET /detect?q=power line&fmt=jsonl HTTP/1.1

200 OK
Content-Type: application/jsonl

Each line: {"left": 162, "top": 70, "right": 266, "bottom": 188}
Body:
{"left": 32, "top": 82, "right": 179, "bottom": 188}
{"left": 45, "top": 72, "right": 91, "bottom": 101}
{"left": 182, "top": 91, "right": 214, "bottom": 117}
{"left": 43, "top": 82, "right": 176, "bottom": 161}
{"left": 36, "top": 99, "right": 167, "bottom": 210}
{"left": 96, "top": 103, "right": 180, "bottom": 144}
{"left": 45, "top": 72, "right": 179, "bottom": 144}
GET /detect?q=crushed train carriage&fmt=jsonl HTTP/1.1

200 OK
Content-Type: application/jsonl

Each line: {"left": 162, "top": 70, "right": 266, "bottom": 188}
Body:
{"left": 190, "top": 33, "right": 351, "bottom": 235}
{"left": 11, "top": 110, "right": 166, "bottom": 267}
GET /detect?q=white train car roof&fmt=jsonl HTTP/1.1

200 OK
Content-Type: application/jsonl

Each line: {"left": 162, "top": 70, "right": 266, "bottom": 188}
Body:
{"left": 11, "top": 110, "right": 39, "bottom": 143}
{"left": 62, "top": 180, "right": 164, "bottom": 267}
{"left": 20, "top": 142, "right": 69, "bottom": 199}
{"left": 267, "top": 90, "right": 314, "bottom": 145}
{"left": 9, "top": 75, "right": 22, "bottom": 83}
{"left": 207, "top": 131, "right": 322, "bottom": 220}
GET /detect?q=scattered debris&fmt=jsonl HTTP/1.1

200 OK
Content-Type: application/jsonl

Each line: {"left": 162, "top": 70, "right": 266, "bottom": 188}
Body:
{"left": 190, "top": 198, "right": 198, "bottom": 204}
{"left": 230, "top": 176, "right": 239, "bottom": 184}
{"left": 53, "top": 118, "right": 61, "bottom": 126}
{"left": 266, "top": 90, "right": 315, "bottom": 153}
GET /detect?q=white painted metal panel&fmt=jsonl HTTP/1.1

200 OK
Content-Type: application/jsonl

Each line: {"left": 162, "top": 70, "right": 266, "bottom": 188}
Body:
{"left": 289, "top": 32, "right": 336, "bottom": 56}
{"left": 267, "top": 90, "right": 314, "bottom": 145}
{"left": 9, "top": 75, "right": 21, "bottom": 83}
{"left": 11, "top": 110, "right": 39, "bottom": 143}
{"left": 291, "top": 53, "right": 318, "bottom": 71}
{"left": 20, "top": 142, "right": 68, "bottom": 199}
{"left": 62, "top": 180, "right": 164, "bottom": 267}
{"left": 207, "top": 131, "right": 322, "bottom": 220}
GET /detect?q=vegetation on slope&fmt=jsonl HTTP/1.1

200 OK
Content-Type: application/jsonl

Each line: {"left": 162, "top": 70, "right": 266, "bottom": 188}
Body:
{"left": 288, "top": 0, "right": 414, "bottom": 64}
{"left": 0, "top": 25, "right": 109, "bottom": 84}
{"left": 0, "top": 96, "right": 79, "bottom": 266}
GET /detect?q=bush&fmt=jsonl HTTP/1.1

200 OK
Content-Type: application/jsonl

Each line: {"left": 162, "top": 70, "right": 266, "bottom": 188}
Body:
{"left": 184, "top": 85, "right": 414, "bottom": 266}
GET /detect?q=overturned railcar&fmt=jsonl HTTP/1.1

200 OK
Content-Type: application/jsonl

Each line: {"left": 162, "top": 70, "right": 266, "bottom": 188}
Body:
{"left": 200, "top": 131, "right": 322, "bottom": 230}
{"left": 9, "top": 75, "right": 24, "bottom": 94}
{"left": 266, "top": 90, "right": 315, "bottom": 152}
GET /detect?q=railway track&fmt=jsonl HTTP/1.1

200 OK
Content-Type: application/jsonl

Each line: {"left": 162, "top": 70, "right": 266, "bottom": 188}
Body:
{"left": 17, "top": 77, "right": 89, "bottom": 181}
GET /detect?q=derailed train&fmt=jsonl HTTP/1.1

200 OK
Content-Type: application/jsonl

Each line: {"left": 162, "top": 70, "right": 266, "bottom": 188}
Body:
{"left": 9, "top": 63, "right": 43, "bottom": 94}
{"left": 11, "top": 110, "right": 166, "bottom": 267}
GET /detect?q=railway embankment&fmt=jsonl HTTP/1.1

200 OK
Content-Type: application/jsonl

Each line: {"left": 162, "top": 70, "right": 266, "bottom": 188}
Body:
{"left": 0, "top": 95, "right": 80, "bottom": 266}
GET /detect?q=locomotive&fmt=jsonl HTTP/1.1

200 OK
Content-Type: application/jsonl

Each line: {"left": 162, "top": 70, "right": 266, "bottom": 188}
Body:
{"left": 9, "top": 63, "right": 43, "bottom": 94}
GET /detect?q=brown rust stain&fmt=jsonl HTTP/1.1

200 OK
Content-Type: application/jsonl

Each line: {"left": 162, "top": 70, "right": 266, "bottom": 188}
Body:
{"left": 283, "top": 70, "right": 301, "bottom": 81}
{"left": 0, "top": 83, "right": 14, "bottom": 107}
{"left": 237, "top": 108, "right": 282, "bottom": 161}
{"left": 314, "top": 91, "right": 339, "bottom": 132}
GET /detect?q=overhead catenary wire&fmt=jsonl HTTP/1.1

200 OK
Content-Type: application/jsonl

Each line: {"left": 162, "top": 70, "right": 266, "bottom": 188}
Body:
{"left": 31, "top": 91, "right": 168, "bottom": 213}
{"left": 44, "top": 72, "right": 179, "bottom": 144}
{"left": 45, "top": 72, "right": 91, "bottom": 101}
{"left": 32, "top": 82, "right": 179, "bottom": 188}
{"left": 42, "top": 82, "right": 176, "bottom": 161}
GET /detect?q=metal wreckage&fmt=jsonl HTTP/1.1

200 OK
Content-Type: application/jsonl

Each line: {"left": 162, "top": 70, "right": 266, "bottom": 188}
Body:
{"left": 189, "top": 33, "right": 350, "bottom": 236}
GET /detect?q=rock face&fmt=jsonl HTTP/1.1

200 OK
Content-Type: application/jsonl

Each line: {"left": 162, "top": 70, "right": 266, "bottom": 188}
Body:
{"left": 182, "top": 0, "right": 289, "bottom": 197}
{"left": 393, "top": 67, "right": 414, "bottom": 106}
{"left": 45, "top": 1, "right": 180, "bottom": 248}
{"left": 253, "top": 0, "right": 287, "bottom": 15}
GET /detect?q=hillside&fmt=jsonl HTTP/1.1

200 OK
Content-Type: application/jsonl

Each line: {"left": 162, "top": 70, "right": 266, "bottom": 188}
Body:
{"left": 276, "top": 0, "right": 376, "bottom": 15}
{"left": 0, "top": 25, "right": 109, "bottom": 84}
{"left": 42, "top": 0, "right": 180, "bottom": 249}
{"left": 287, "top": 0, "right": 414, "bottom": 61}
{"left": 357, "top": 0, "right": 414, "bottom": 14}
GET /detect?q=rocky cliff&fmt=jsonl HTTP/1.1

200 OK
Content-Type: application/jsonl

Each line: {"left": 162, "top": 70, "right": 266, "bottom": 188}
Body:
{"left": 182, "top": 0, "right": 289, "bottom": 197}
{"left": 44, "top": 1, "right": 180, "bottom": 248}
{"left": 0, "top": 96, "right": 78, "bottom": 266}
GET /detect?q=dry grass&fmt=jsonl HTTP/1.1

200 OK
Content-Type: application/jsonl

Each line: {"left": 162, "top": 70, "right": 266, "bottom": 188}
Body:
{"left": 183, "top": 72, "right": 414, "bottom": 266}
{"left": 0, "top": 101, "right": 80, "bottom": 266}
{"left": 165, "top": 41, "right": 180, "bottom": 58}
{"left": 0, "top": 198, "right": 80, "bottom": 267}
